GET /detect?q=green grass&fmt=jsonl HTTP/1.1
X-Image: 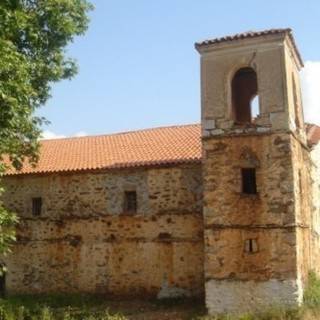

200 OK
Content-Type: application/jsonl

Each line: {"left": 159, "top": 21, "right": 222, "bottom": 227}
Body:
{"left": 0, "top": 293, "right": 108, "bottom": 310}
{"left": 0, "top": 294, "right": 205, "bottom": 320}
{"left": 0, "top": 305, "right": 127, "bottom": 320}
{"left": 0, "top": 294, "right": 127, "bottom": 320}
{"left": 303, "top": 271, "right": 320, "bottom": 309}
{"left": 1, "top": 272, "right": 320, "bottom": 320}
{"left": 195, "top": 306, "right": 303, "bottom": 320}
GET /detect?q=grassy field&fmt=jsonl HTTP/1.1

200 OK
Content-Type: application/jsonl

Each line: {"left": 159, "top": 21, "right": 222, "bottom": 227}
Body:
{"left": 1, "top": 272, "right": 320, "bottom": 320}
{"left": 0, "top": 295, "right": 206, "bottom": 320}
{"left": 0, "top": 295, "right": 319, "bottom": 320}
{"left": 0, "top": 295, "right": 205, "bottom": 320}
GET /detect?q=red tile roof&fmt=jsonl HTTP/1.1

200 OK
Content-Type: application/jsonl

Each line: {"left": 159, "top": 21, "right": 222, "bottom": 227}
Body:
{"left": 5, "top": 124, "right": 202, "bottom": 176}
{"left": 195, "top": 28, "right": 303, "bottom": 67}
{"left": 4, "top": 123, "right": 320, "bottom": 176}
{"left": 306, "top": 124, "right": 320, "bottom": 146}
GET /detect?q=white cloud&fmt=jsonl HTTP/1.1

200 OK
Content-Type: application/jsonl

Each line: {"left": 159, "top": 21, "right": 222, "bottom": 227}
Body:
{"left": 300, "top": 61, "right": 320, "bottom": 126}
{"left": 41, "top": 130, "right": 66, "bottom": 140}
{"left": 72, "top": 131, "right": 87, "bottom": 137}
{"left": 41, "top": 130, "right": 88, "bottom": 140}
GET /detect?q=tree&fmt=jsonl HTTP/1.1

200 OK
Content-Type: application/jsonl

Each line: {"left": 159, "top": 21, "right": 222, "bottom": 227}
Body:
{"left": 0, "top": 0, "right": 93, "bottom": 260}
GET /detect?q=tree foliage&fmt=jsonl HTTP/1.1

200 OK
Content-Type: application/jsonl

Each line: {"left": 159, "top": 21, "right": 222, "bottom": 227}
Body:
{"left": 0, "top": 0, "right": 92, "bottom": 257}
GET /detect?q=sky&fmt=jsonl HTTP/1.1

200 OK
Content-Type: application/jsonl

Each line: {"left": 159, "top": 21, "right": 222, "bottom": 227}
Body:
{"left": 40, "top": 0, "right": 320, "bottom": 139}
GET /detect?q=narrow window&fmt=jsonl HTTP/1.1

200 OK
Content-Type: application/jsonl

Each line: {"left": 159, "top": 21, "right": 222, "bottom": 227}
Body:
{"left": 244, "top": 239, "right": 258, "bottom": 253}
{"left": 0, "top": 265, "right": 6, "bottom": 297}
{"left": 124, "top": 191, "right": 137, "bottom": 213}
{"left": 32, "top": 197, "right": 42, "bottom": 216}
{"left": 232, "top": 67, "right": 258, "bottom": 123}
{"left": 241, "top": 168, "right": 257, "bottom": 194}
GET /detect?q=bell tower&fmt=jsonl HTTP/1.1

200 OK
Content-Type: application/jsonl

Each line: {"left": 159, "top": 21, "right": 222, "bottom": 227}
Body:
{"left": 196, "top": 29, "right": 309, "bottom": 314}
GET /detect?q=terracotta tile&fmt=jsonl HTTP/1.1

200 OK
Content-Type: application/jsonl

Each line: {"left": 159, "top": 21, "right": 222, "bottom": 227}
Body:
{"left": 5, "top": 124, "right": 202, "bottom": 175}
{"left": 5, "top": 123, "right": 319, "bottom": 176}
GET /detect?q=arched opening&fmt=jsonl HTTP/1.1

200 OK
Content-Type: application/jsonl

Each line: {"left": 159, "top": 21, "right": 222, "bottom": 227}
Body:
{"left": 232, "top": 67, "right": 259, "bottom": 124}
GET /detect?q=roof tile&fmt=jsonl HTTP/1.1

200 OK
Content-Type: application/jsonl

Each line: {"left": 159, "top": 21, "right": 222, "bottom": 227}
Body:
{"left": 195, "top": 28, "right": 303, "bottom": 67}
{"left": 5, "top": 124, "right": 202, "bottom": 176}
{"left": 306, "top": 124, "right": 320, "bottom": 146}
{"left": 5, "top": 123, "right": 320, "bottom": 176}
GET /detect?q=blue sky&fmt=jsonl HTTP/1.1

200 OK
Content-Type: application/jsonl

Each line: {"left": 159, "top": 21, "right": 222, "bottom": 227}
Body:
{"left": 40, "top": 0, "right": 320, "bottom": 138}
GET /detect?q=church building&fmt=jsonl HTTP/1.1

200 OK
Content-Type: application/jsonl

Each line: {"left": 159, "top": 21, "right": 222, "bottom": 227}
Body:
{"left": 2, "top": 28, "right": 320, "bottom": 314}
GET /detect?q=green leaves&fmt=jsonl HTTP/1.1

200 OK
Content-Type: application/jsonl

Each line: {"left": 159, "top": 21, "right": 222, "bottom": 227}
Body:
{"left": 0, "top": 167, "right": 18, "bottom": 258}
{"left": 0, "top": 0, "right": 92, "bottom": 169}
{"left": 0, "top": 0, "right": 92, "bottom": 257}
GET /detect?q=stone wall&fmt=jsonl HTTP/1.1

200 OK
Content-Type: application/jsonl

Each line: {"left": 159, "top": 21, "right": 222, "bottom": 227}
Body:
{"left": 309, "top": 144, "right": 320, "bottom": 277}
{"left": 202, "top": 133, "right": 303, "bottom": 314}
{"left": 291, "top": 137, "right": 320, "bottom": 290}
{"left": 199, "top": 33, "right": 304, "bottom": 142}
{"left": 290, "top": 135, "right": 313, "bottom": 288}
{"left": 197, "top": 29, "right": 314, "bottom": 314}
{"left": 2, "top": 164, "right": 204, "bottom": 298}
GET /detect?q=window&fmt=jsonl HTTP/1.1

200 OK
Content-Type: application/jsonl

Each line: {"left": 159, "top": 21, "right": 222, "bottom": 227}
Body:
{"left": 232, "top": 67, "right": 258, "bottom": 123}
{"left": 241, "top": 168, "right": 257, "bottom": 194}
{"left": 244, "top": 239, "right": 258, "bottom": 253}
{"left": 124, "top": 191, "right": 137, "bottom": 213}
{"left": 32, "top": 197, "right": 42, "bottom": 216}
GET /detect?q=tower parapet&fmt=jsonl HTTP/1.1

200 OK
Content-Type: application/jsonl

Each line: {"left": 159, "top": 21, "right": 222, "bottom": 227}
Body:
{"left": 196, "top": 29, "right": 306, "bottom": 144}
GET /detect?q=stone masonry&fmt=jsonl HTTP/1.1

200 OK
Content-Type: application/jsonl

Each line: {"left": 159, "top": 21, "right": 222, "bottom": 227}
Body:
{"left": 2, "top": 165, "right": 204, "bottom": 297}
{"left": 1, "top": 28, "right": 320, "bottom": 316}
{"left": 196, "top": 29, "right": 320, "bottom": 314}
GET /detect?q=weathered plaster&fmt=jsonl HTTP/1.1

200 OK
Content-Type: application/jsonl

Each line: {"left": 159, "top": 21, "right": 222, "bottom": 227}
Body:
{"left": 2, "top": 165, "right": 204, "bottom": 297}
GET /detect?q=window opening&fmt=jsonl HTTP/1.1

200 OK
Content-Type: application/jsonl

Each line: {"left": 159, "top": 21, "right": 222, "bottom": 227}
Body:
{"left": 244, "top": 239, "right": 258, "bottom": 253}
{"left": 232, "top": 67, "right": 259, "bottom": 123}
{"left": 32, "top": 197, "right": 42, "bottom": 216}
{"left": 241, "top": 168, "right": 257, "bottom": 194}
{"left": 124, "top": 191, "right": 137, "bottom": 213}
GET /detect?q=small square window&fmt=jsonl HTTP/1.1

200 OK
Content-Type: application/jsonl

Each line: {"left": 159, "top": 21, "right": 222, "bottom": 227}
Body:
{"left": 241, "top": 168, "right": 257, "bottom": 194}
{"left": 32, "top": 197, "right": 42, "bottom": 216}
{"left": 244, "top": 239, "right": 258, "bottom": 253}
{"left": 124, "top": 191, "right": 137, "bottom": 213}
